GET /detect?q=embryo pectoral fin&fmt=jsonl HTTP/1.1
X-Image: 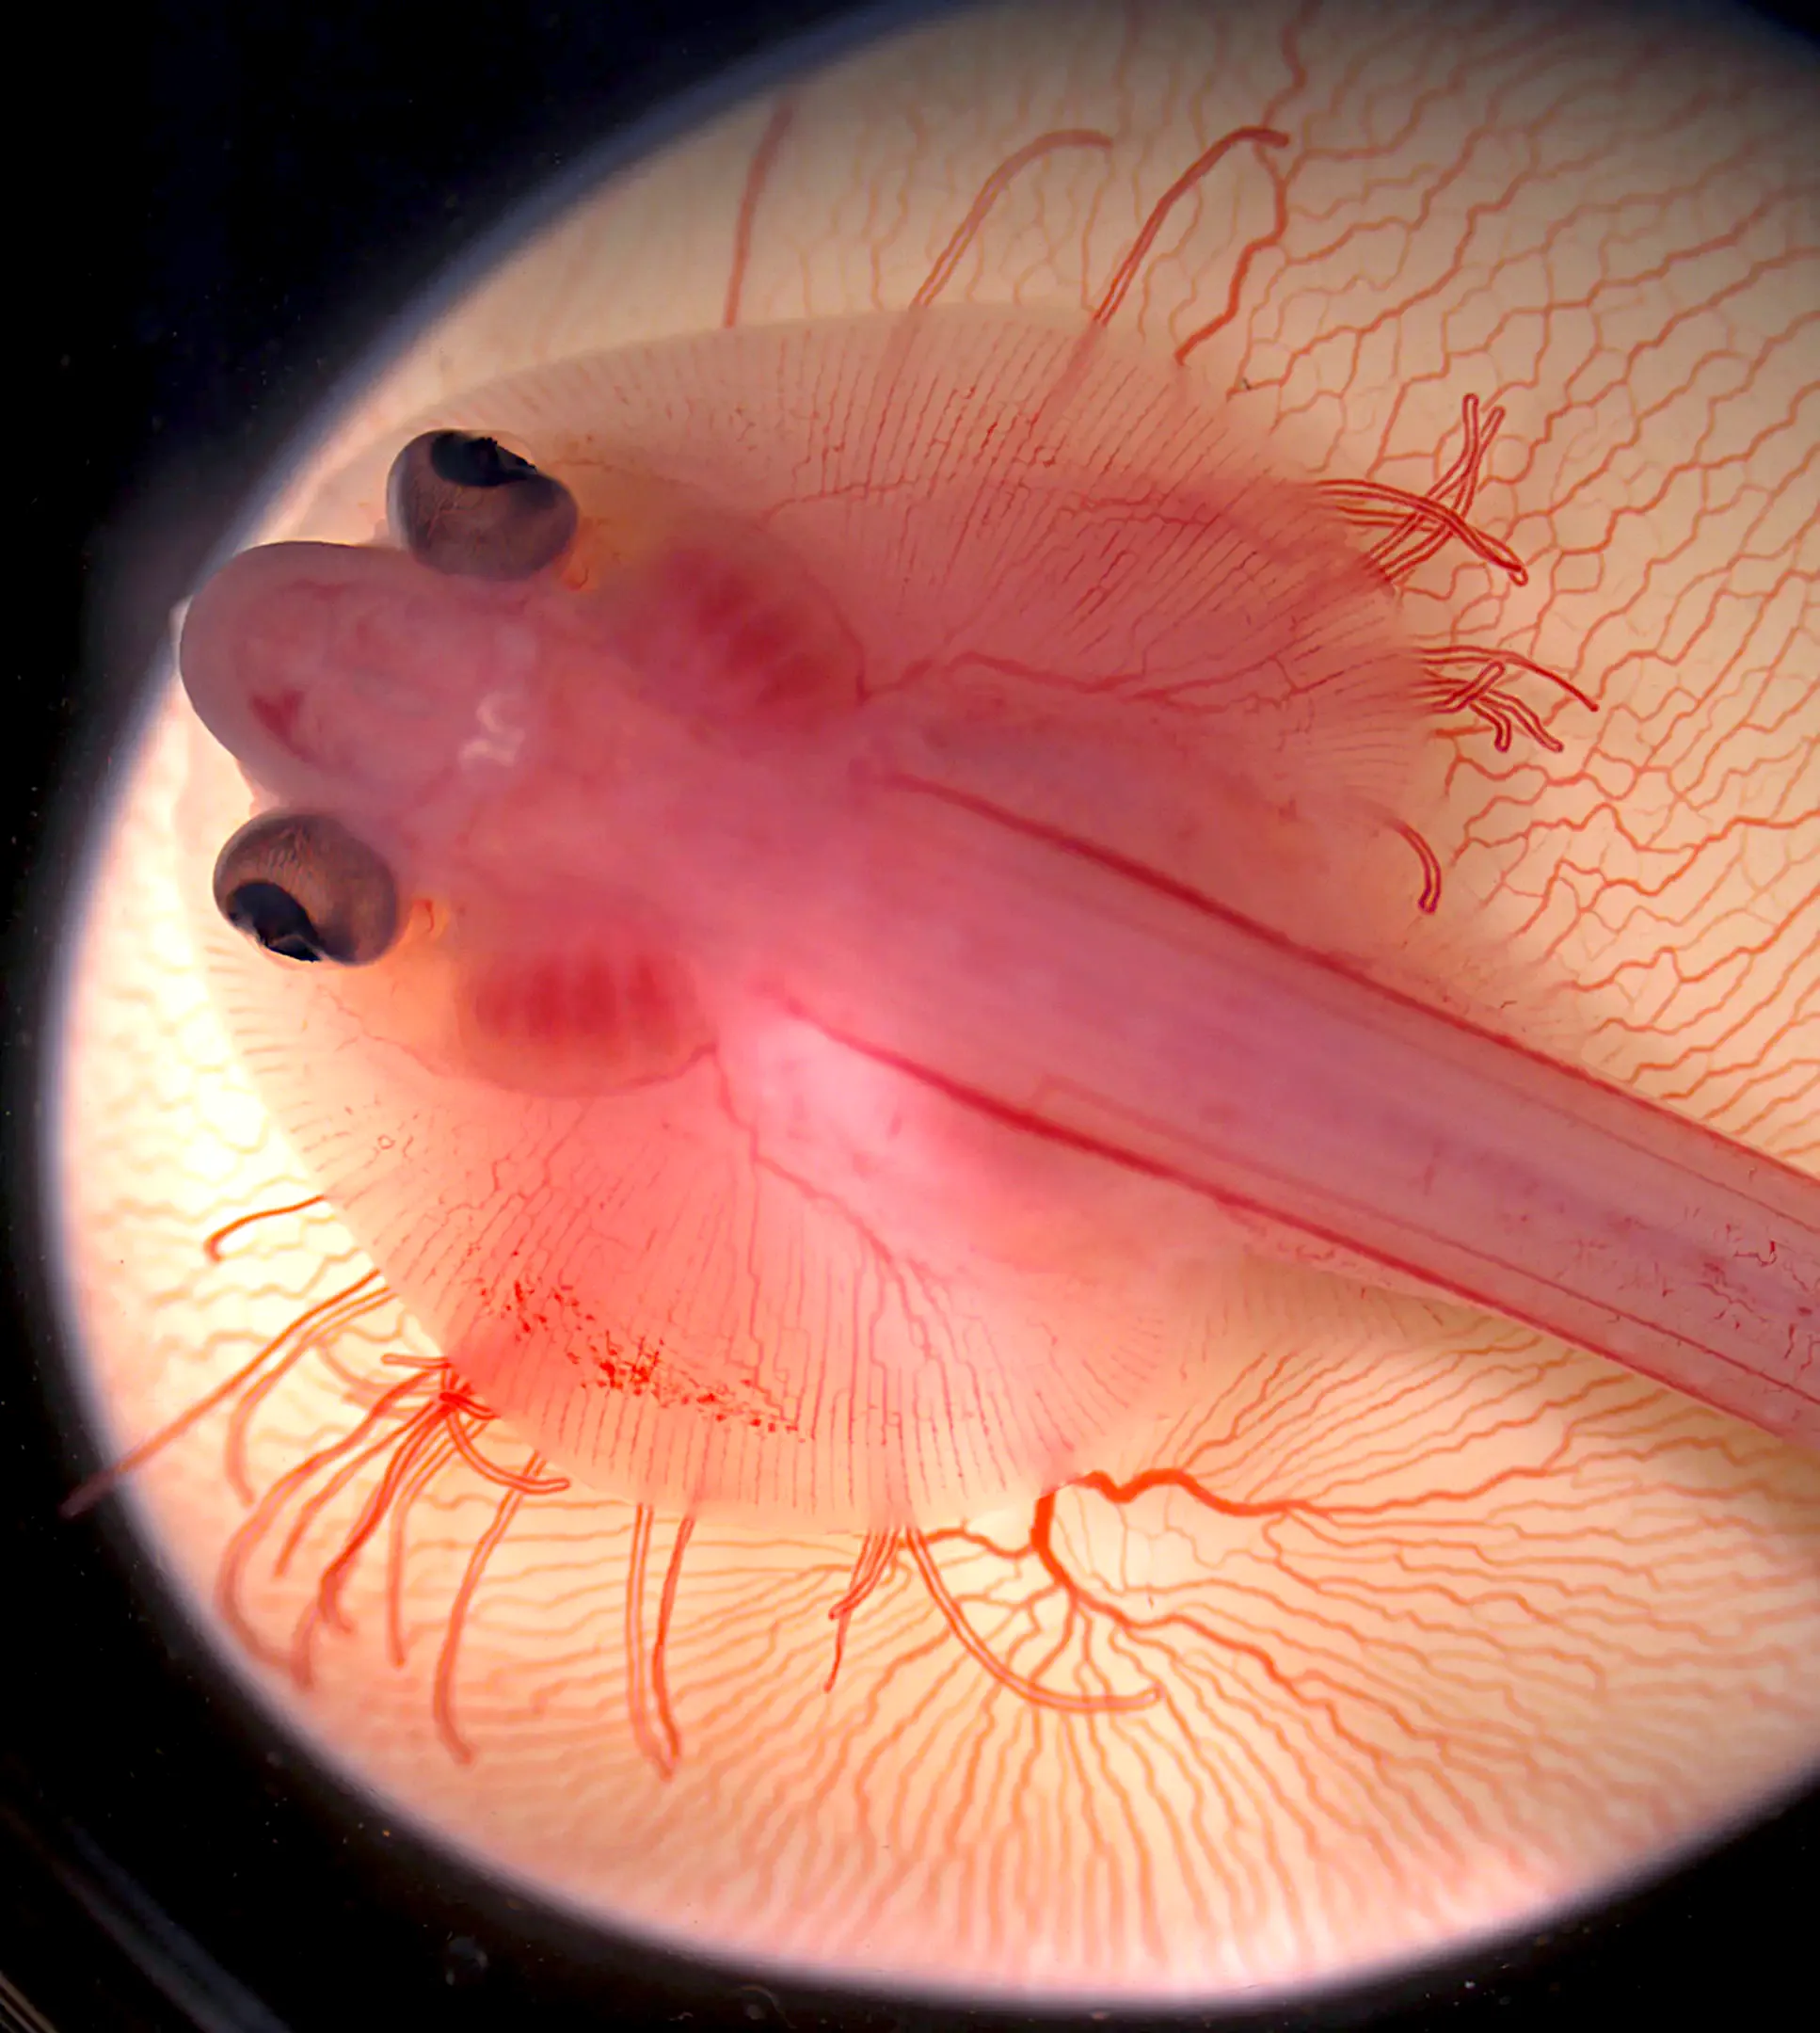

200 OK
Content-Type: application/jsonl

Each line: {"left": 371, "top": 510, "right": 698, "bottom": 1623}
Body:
{"left": 594, "top": 505, "right": 864, "bottom": 733}
{"left": 454, "top": 929, "right": 714, "bottom": 1096}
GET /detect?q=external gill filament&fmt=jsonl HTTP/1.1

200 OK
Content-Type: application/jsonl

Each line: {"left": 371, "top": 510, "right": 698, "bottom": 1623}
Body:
{"left": 212, "top": 1353, "right": 568, "bottom": 1759}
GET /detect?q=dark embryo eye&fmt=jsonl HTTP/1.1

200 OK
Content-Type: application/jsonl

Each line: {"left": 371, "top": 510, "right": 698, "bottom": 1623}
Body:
{"left": 387, "top": 429, "right": 579, "bottom": 580}
{"left": 212, "top": 810, "right": 400, "bottom": 966}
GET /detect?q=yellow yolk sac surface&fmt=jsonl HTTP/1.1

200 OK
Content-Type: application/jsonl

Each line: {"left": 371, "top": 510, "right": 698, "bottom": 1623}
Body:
{"left": 50, "top": 0, "right": 1820, "bottom": 2008}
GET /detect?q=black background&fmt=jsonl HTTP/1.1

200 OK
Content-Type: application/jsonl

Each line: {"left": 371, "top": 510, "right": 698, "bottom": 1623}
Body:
{"left": 9, "top": 1, "right": 1819, "bottom": 2026}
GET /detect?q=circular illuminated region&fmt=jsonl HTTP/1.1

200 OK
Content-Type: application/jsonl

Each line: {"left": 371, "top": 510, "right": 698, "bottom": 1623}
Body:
{"left": 51, "top": 0, "right": 1820, "bottom": 2008}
